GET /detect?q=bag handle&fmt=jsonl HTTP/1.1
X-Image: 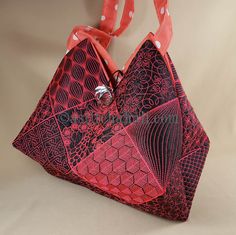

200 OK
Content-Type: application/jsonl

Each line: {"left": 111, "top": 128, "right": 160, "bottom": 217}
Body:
{"left": 67, "top": 0, "right": 172, "bottom": 55}
{"left": 153, "top": 0, "right": 172, "bottom": 55}
{"left": 99, "top": 0, "right": 172, "bottom": 54}
{"left": 99, "top": 0, "right": 134, "bottom": 37}
{"left": 66, "top": 0, "right": 134, "bottom": 51}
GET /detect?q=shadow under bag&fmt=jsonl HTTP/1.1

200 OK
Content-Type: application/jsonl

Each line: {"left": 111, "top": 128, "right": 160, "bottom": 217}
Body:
{"left": 13, "top": 0, "right": 210, "bottom": 221}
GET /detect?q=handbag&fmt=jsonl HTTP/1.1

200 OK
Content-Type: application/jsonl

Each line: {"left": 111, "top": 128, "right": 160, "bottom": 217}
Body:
{"left": 13, "top": 0, "right": 210, "bottom": 221}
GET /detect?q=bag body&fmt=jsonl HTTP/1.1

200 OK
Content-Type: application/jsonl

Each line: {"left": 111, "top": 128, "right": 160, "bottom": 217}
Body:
{"left": 13, "top": 0, "right": 210, "bottom": 221}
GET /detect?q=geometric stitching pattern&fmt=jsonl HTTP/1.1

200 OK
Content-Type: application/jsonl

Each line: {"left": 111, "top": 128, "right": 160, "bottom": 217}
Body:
{"left": 76, "top": 129, "right": 164, "bottom": 204}
{"left": 12, "top": 37, "right": 210, "bottom": 221}
{"left": 13, "top": 117, "right": 70, "bottom": 174}
{"left": 49, "top": 39, "right": 109, "bottom": 113}
{"left": 180, "top": 144, "right": 208, "bottom": 210}
{"left": 18, "top": 88, "right": 53, "bottom": 136}
{"left": 126, "top": 98, "right": 182, "bottom": 188}
{"left": 178, "top": 93, "right": 208, "bottom": 156}
{"left": 56, "top": 100, "right": 121, "bottom": 166}
{"left": 116, "top": 40, "right": 177, "bottom": 122}
{"left": 136, "top": 161, "right": 189, "bottom": 221}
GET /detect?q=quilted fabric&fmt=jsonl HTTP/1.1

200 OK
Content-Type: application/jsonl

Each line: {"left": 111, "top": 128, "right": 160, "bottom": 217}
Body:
{"left": 13, "top": 37, "right": 210, "bottom": 221}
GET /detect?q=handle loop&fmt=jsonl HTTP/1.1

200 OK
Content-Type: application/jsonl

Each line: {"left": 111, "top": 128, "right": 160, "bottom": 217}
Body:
{"left": 99, "top": 0, "right": 134, "bottom": 37}
{"left": 99, "top": 0, "right": 172, "bottom": 54}
{"left": 67, "top": 0, "right": 172, "bottom": 55}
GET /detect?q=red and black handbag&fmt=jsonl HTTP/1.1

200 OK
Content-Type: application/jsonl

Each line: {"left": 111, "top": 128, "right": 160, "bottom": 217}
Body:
{"left": 13, "top": 0, "right": 210, "bottom": 221}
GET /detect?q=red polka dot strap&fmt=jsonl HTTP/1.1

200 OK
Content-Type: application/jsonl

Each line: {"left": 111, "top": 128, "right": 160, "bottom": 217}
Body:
{"left": 67, "top": 0, "right": 172, "bottom": 55}
{"left": 99, "top": 0, "right": 134, "bottom": 37}
{"left": 13, "top": 0, "right": 210, "bottom": 221}
{"left": 153, "top": 0, "right": 172, "bottom": 55}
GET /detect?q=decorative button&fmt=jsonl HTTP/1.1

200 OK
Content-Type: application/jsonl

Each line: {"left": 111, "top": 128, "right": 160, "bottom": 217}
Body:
{"left": 95, "top": 85, "right": 113, "bottom": 106}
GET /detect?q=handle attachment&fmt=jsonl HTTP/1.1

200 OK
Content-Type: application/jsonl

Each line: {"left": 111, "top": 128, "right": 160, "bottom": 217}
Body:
{"left": 67, "top": 0, "right": 172, "bottom": 55}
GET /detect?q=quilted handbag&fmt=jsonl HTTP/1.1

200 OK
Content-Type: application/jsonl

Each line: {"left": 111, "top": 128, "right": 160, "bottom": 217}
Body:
{"left": 13, "top": 0, "right": 210, "bottom": 221}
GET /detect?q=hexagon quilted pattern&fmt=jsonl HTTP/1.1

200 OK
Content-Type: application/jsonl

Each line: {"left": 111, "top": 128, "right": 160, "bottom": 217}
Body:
{"left": 75, "top": 129, "right": 164, "bottom": 204}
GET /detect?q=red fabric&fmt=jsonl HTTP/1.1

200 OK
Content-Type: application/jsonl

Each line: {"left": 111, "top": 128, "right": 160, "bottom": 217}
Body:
{"left": 12, "top": 0, "right": 210, "bottom": 221}
{"left": 100, "top": 0, "right": 134, "bottom": 37}
{"left": 67, "top": 0, "right": 171, "bottom": 54}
